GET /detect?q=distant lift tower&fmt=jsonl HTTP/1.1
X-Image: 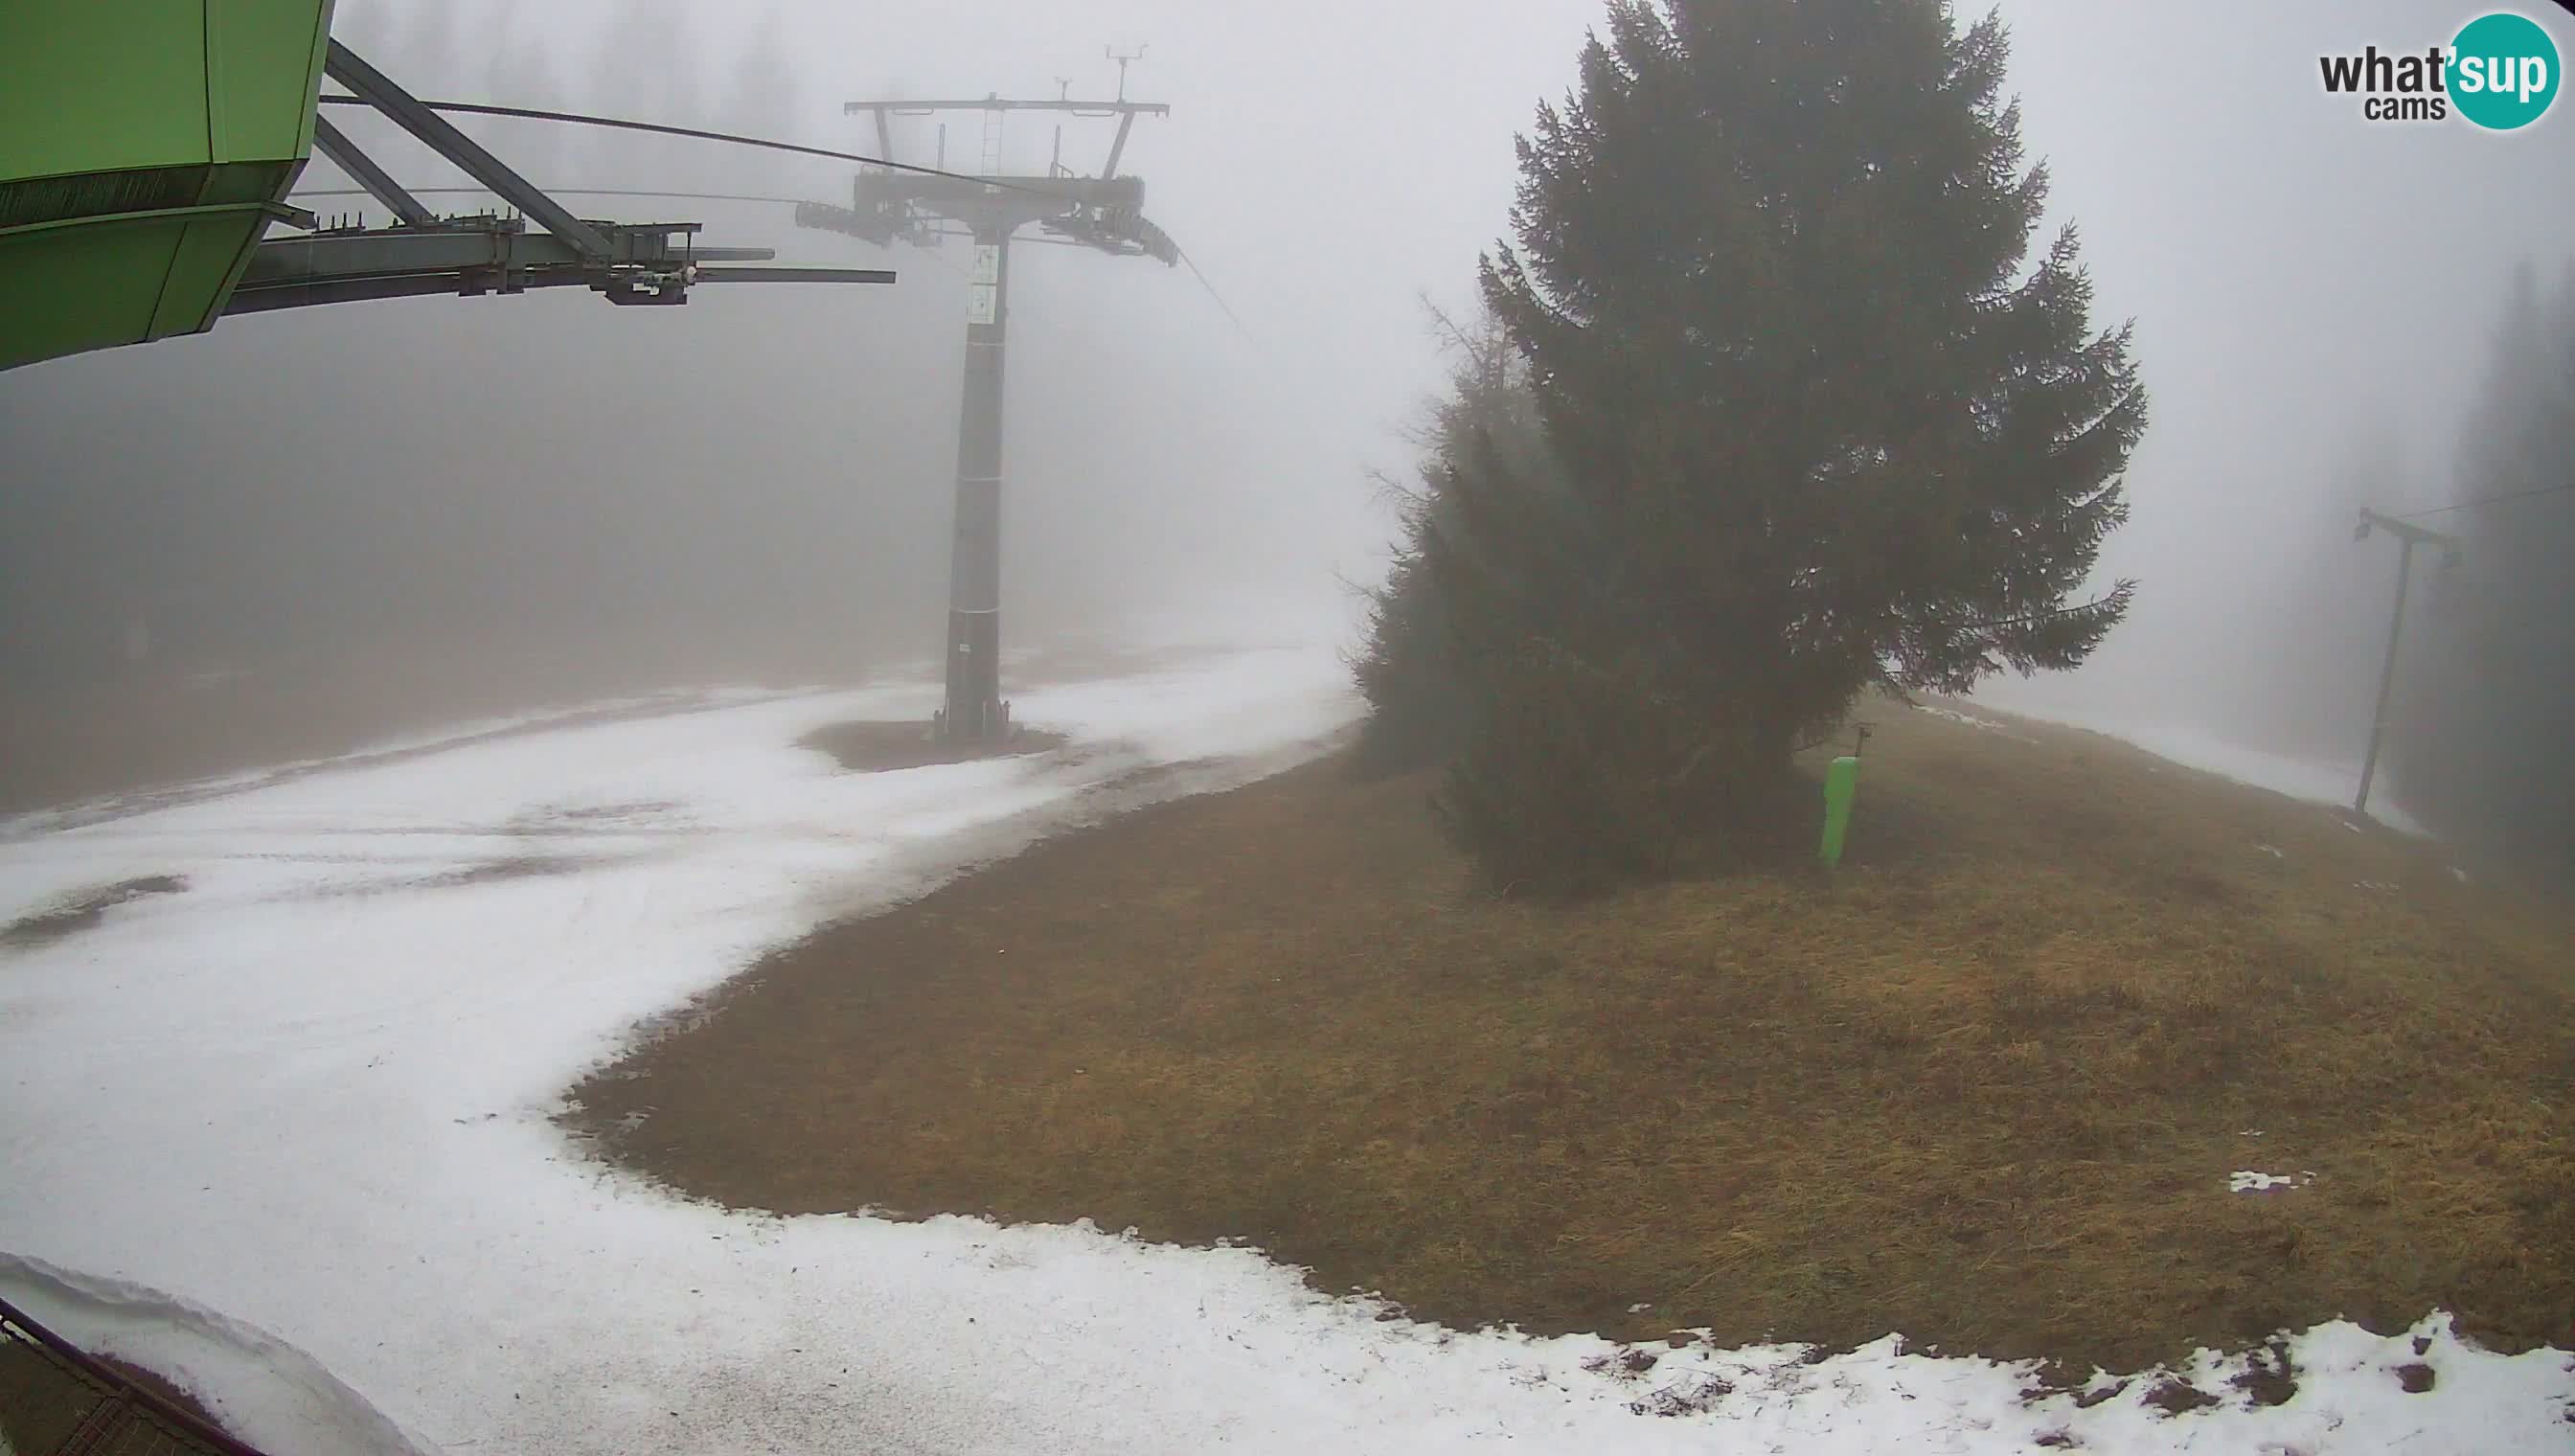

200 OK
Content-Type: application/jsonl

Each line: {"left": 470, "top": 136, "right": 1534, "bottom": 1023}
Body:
{"left": 799, "top": 61, "right": 1178, "bottom": 743}
{"left": 2350, "top": 508, "right": 2461, "bottom": 817}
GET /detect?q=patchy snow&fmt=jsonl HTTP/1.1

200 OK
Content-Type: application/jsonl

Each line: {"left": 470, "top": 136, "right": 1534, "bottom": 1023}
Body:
{"left": 2255, "top": 844, "right": 2286, "bottom": 858}
{"left": 1967, "top": 699, "right": 2437, "bottom": 837}
{"left": 3, "top": 646, "right": 2568, "bottom": 1454}
{"left": 1911, "top": 702, "right": 2041, "bottom": 743}
{"left": 2231, "top": 1172, "right": 2319, "bottom": 1194}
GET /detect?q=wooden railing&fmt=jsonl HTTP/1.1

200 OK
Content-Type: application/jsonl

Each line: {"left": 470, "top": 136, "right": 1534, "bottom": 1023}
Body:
{"left": 0, "top": 1294, "right": 269, "bottom": 1456}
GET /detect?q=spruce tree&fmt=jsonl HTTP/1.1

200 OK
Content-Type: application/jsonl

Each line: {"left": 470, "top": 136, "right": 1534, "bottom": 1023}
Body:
{"left": 1433, "top": 0, "right": 2147, "bottom": 890}
{"left": 1352, "top": 306, "right": 1554, "bottom": 777}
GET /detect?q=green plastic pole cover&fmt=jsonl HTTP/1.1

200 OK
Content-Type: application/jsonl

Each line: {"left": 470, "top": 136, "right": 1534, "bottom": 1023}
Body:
{"left": 1820, "top": 755, "right": 1861, "bottom": 865}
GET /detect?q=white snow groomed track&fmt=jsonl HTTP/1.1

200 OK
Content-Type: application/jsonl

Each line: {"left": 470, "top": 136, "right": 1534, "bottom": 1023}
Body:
{"left": 3, "top": 646, "right": 2568, "bottom": 1454}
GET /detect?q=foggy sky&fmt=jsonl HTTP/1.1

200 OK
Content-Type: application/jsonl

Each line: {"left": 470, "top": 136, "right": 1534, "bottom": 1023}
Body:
{"left": 5, "top": 2, "right": 2571, "bottom": 777}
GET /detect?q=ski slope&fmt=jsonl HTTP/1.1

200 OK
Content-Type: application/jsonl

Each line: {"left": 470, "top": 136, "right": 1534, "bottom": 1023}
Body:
{"left": 2, "top": 647, "right": 2565, "bottom": 1454}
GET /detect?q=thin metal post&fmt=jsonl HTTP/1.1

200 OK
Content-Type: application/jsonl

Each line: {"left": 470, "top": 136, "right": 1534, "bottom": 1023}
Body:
{"left": 2355, "top": 535, "right": 2415, "bottom": 815}
{"left": 1103, "top": 110, "right": 1137, "bottom": 178}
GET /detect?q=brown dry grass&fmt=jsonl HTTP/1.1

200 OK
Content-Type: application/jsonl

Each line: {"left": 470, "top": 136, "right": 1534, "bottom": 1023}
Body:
{"left": 568, "top": 700, "right": 2575, "bottom": 1376}
{"left": 0, "top": 627, "right": 903, "bottom": 817}
{"left": 0, "top": 633, "right": 1197, "bottom": 818}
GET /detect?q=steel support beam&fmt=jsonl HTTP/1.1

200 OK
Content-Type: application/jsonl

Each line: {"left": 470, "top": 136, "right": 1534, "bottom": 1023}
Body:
{"left": 309, "top": 115, "right": 435, "bottom": 227}
{"left": 232, "top": 213, "right": 889, "bottom": 318}
{"left": 1102, "top": 110, "right": 1138, "bottom": 179}
{"left": 695, "top": 265, "right": 896, "bottom": 284}
{"left": 857, "top": 172, "right": 1142, "bottom": 217}
{"left": 322, "top": 40, "right": 614, "bottom": 259}
{"left": 2355, "top": 533, "right": 2415, "bottom": 818}
{"left": 821, "top": 92, "right": 1174, "bottom": 743}
{"left": 247, "top": 222, "right": 542, "bottom": 281}
{"left": 223, "top": 268, "right": 590, "bottom": 314}
{"left": 244, "top": 219, "right": 792, "bottom": 279}
{"left": 242, "top": 220, "right": 711, "bottom": 282}
{"left": 227, "top": 260, "right": 888, "bottom": 316}
{"left": 940, "top": 225, "right": 1012, "bottom": 742}
{"left": 2351, "top": 509, "right": 2461, "bottom": 817}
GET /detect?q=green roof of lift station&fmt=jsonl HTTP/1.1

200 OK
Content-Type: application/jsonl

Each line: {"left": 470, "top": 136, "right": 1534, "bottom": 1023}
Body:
{"left": 1, "top": 1, "right": 337, "bottom": 372}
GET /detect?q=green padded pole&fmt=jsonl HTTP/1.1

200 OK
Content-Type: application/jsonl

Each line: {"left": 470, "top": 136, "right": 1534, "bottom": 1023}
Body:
{"left": 1820, "top": 756, "right": 1861, "bottom": 866}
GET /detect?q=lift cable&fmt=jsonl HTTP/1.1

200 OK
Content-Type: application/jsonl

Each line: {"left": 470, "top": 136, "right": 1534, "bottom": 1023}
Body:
{"left": 312, "top": 94, "right": 1056, "bottom": 197}
{"left": 293, "top": 183, "right": 812, "bottom": 208}
{"left": 2387, "top": 481, "right": 2574, "bottom": 521}
{"left": 1172, "top": 243, "right": 1259, "bottom": 348}
{"left": 292, "top": 182, "right": 1266, "bottom": 347}
{"left": 297, "top": 97, "right": 1269, "bottom": 348}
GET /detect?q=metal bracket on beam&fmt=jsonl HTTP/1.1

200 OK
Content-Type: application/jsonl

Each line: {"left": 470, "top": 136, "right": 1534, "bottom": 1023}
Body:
{"left": 217, "top": 45, "right": 901, "bottom": 324}
{"left": 322, "top": 40, "right": 614, "bottom": 259}
{"left": 2355, "top": 508, "right": 2462, "bottom": 553}
{"left": 229, "top": 215, "right": 893, "bottom": 317}
{"left": 310, "top": 115, "right": 435, "bottom": 227}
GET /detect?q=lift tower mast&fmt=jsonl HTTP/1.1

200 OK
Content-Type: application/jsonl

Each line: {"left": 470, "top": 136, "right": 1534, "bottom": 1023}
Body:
{"left": 2349, "top": 508, "right": 2461, "bottom": 818}
{"left": 800, "top": 64, "right": 1175, "bottom": 743}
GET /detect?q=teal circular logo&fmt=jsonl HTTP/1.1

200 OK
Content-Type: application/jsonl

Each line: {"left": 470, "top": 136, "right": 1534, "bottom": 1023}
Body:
{"left": 2450, "top": 12, "right": 2560, "bottom": 129}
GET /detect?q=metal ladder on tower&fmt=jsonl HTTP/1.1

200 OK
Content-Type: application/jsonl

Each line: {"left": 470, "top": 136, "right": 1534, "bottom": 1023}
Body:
{"left": 977, "top": 105, "right": 1004, "bottom": 177}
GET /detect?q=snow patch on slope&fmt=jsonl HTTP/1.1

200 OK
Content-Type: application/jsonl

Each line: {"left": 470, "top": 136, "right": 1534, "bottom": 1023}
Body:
{"left": 1965, "top": 697, "right": 2435, "bottom": 835}
{"left": 2, "top": 645, "right": 2565, "bottom": 1453}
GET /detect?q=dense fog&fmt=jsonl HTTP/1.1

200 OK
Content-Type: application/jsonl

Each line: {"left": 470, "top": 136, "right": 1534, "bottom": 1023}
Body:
{"left": 3, "top": 1, "right": 2569, "bottom": 833}
{"left": 2386, "top": 264, "right": 2575, "bottom": 868}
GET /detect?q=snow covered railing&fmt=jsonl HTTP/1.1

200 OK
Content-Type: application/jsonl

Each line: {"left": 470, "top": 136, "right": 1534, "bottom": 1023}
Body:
{"left": 0, "top": 1293, "right": 266, "bottom": 1456}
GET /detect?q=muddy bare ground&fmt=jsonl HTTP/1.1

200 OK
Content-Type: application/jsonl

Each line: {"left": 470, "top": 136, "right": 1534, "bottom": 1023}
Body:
{"left": 797, "top": 721, "right": 1070, "bottom": 774}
